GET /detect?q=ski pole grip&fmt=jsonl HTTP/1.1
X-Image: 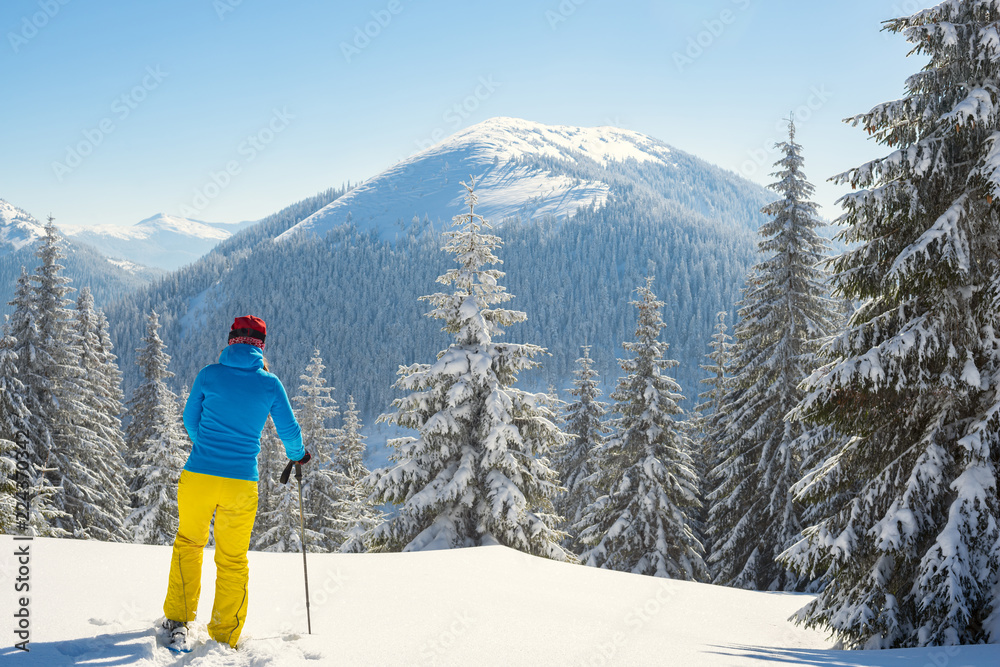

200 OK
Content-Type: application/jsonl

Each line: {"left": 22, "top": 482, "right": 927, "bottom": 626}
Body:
{"left": 295, "top": 462, "right": 302, "bottom": 481}
{"left": 280, "top": 459, "right": 294, "bottom": 485}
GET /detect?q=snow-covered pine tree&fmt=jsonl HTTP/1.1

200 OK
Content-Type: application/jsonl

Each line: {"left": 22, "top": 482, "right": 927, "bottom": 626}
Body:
{"left": 552, "top": 345, "right": 609, "bottom": 553}
{"left": 10, "top": 219, "right": 127, "bottom": 539}
{"left": 707, "top": 120, "right": 838, "bottom": 592}
{"left": 52, "top": 287, "right": 132, "bottom": 541}
{"left": 779, "top": 3, "right": 1000, "bottom": 648}
{"left": 335, "top": 396, "right": 383, "bottom": 553}
{"left": 125, "top": 311, "right": 188, "bottom": 545}
{"left": 577, "top": 278, "right": 707, "bottom": 580}
{"left": 2, "top": 285, "right": 66, "bottom": 537}
{"left": 696, "top": 311, "right": 733, "bottom": 570}
{"left": 253, "top": 421, "right": 323, "bottom": 552}
{"left": 252, "top": 417, "right": 284, "bottom": 546}
{"left": 697, "top": 312, "right": 733, "bottom": 422}
{"left": 0, "top": 330, "right": 19, "bottom": 533}
{"left": 293, "top": 351, "right": 349, "bottom": 551}
{"left": 368, "top": 179, "right": 570, "bottom": 560}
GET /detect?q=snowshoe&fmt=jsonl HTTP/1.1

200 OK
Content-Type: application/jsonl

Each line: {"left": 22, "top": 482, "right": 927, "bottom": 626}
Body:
{"left": 161, "top": 618, "right": 191, "bottom": 653}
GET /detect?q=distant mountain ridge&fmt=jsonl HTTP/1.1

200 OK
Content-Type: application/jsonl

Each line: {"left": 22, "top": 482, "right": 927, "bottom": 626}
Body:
{"left": 107, "top": 118, "right": 772, "bottom": 470}
{"left": 0, "top": 200, "right": 164, "bottom": 314}
{"left": 62, "top": 214, "right": 256, "bottom": 271}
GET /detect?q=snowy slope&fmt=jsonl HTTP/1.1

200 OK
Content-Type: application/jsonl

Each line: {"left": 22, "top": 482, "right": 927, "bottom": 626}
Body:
{"left": 0, "top": 199, "right": 46, "bottom": 254}
{"left": 277, "top": 117, "right": 674, "bottom": 244}
{"left": 1, "top": 536, "right": 997, "bottom": 666}
{"left": 62, "top": 214, "right": 254, "bottom": 272}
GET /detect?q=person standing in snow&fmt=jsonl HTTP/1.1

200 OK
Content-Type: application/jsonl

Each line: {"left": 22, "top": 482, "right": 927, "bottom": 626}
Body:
{"left": 161, "top": 316, "right": 310, "bottom": 651}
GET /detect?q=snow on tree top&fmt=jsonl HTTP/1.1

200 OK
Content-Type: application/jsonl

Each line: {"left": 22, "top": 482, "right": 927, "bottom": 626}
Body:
{"left": 275, "top": 117, "right": 675, "bottom": 244}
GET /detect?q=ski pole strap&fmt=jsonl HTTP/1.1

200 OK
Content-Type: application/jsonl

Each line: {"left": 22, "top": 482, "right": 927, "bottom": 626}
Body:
{"left": 280, "top": 459, "right": 294, "bottom": 485}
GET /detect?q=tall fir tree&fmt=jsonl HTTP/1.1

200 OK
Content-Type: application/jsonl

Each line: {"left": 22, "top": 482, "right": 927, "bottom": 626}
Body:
{"left": 0, "top": 324, "right": 24, "bottom": 534}
{"left": 125, "top": 311, "right": 188, "bottom": 545}
{"left": 25, "top": 221, "right": 79, "bottom": 533}
{"left": 552, "top": 345, "right": 609, "bottom": 553}
{"left": 693, "top": 311, "right": 734, "bottom": 562}
{"left": 780, "top": 3, "right": 1000, "bottom": 648}
{"left": 708, "top": 121, "right": 838, "bottom": 592}
{"left": 254, "top": 414, "right": 323, "bottom": 553}
{"left": 3, "top": 279, "right": 66, "bottom": 536}
{"left": 293, "top": 351, "right": 349, "bottom": 552}
{"left": 334, "top": 396, "right": 383, "bottom": 553}
{"left": 368, "top": 179, "right": 570, "bottom": 560}
{"left": 56, "top": 287, "right": 131, "bottom": 541}
{"left": 253, "top": 417, "right": 284, "bottom": 546}
{"left": 10, "top": 219, "right": 129, "bottom": 538}
{"left": 577, "top": 278, "right": 707, "bottom": 580}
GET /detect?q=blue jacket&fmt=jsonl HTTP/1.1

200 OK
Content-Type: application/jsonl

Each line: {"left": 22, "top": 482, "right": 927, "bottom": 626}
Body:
{"left": 183, "top": 344, "right": 305, "bottom": 481}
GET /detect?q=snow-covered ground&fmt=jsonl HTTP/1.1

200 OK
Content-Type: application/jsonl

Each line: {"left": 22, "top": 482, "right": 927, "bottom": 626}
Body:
{"left": 0, "top": 535, "right": 996, "bottom": 666}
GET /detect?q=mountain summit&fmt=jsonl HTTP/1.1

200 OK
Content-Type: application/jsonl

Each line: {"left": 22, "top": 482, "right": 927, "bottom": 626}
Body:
{"left": 277, "top": 117, "right": 679, "bottom": 243}
{"left": 62, "top": 214, "right": 254, "bottom": 271}
{"left": 0, "top": 199, "right": 46, "bottom": 254}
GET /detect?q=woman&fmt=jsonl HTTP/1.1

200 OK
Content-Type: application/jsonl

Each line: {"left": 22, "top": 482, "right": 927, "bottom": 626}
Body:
{"left": 161, "top": 315, "right": 310, "bottom": 651}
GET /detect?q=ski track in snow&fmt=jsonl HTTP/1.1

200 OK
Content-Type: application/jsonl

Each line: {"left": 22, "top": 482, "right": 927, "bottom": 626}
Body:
{"left": 1, "top": 536, "right": 998, "bottom": 666}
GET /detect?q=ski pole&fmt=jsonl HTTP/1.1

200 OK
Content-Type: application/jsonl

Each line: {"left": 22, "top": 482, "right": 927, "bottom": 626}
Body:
{"left": 281, "top": 459, "right": 312, "bottom": 634}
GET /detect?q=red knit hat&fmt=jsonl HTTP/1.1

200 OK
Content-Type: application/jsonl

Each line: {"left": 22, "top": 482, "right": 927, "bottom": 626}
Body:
{"left": 228, "top": 315, "right": 266, "bottom": 349}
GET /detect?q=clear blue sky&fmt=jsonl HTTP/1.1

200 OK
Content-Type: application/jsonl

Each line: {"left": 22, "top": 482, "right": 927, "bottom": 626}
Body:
{"left": 1, "top": 0, "right": 936, "bottom": 228}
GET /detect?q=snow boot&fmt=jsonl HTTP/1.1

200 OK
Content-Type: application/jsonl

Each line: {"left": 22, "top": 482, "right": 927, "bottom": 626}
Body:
{"left": 162, "top": 618, "right": 190, "bottom": 653}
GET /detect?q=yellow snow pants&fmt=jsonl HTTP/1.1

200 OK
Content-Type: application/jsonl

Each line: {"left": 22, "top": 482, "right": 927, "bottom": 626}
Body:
{"left": 163, "top": 470, "right": 258, "bottom": 648}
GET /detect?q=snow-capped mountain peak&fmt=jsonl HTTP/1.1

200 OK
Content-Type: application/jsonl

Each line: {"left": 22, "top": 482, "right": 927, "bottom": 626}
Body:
{"left": 0, "top": 198, "right": 46, "bottom": 252}
{"left": 61, "top": 214, "right": 232, "bottom": 242}
{"left": 61, "top": 214, "right": 255, "bottom": 272}
{"left": 276, "top": 117, "right": 675, "bottom": 244}
{"left": 439, "top": 116, "right": 672, "bottom": 167}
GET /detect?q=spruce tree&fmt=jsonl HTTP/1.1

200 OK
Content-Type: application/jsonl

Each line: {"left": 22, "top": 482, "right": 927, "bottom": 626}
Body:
{"left": 254, "top": 417, "right": 323, "bottom": 553}
{"left": 293, "top": 351, "right": 349, "bottom": 551}
{"left": 577, "top": 278, "right": 707, "bottom": 580}
{"left": 708, "top": 121, "right": 837, "bottom": 592}
{"left": 696, "top": 311, "right": 733, "bottom": 569}
{"left": 552, "top": 345, "right": 609, "bottom": 553}
{"left": 368, "top": 179, "right": 570, "bottom": 560}
{"left": 253, "top": 417, "right": 285, "bottom": 547}
{"left": 9, "top": 219, "right": 124, "bottom": 538}
{"left": 125, "top": 311, "right": 187, "bottom": 545}
{"left": 22, "top": 222, "right": 75, "bottom": 527}
{"left": 335, "top": 396, "right": 383, "bottom": 553}
{"left": 780, "top": 3, "right": 1000, "bottom": 648}
{"left": 55, "top": 288, "right": 131, "bottom": 541}
{"left": 2, "top": 287, "right": 66, "bottom": 536}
